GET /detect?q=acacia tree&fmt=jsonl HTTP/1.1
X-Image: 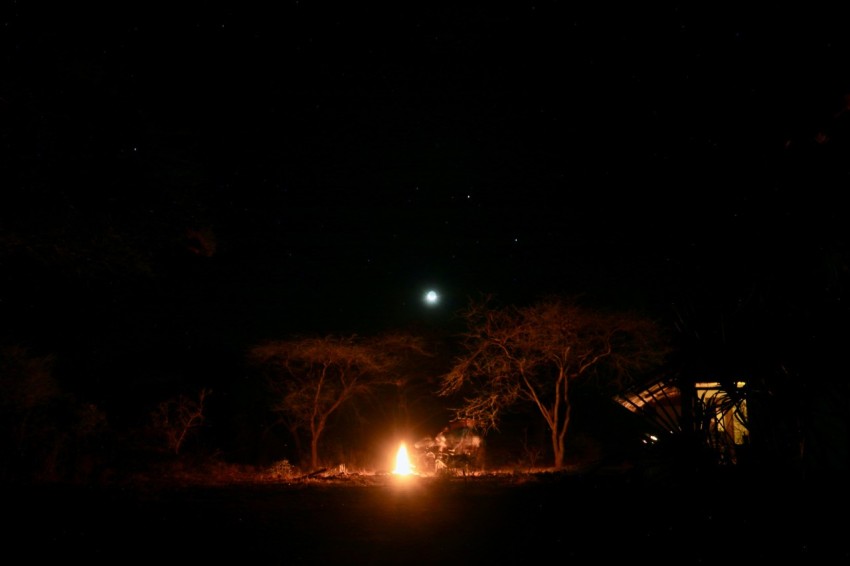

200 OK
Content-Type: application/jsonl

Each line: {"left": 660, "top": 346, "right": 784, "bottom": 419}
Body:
{"left": 0, "top": 345, "right": 110, "bottom": 482}
{"left": 439, "top": 295, "right": 670, "bottom": 469}
{"left": 149, "top": 388, "right": 211, "bottom": 455}
{"left": 249, "top": 333, "right": 428, "bottom": 471}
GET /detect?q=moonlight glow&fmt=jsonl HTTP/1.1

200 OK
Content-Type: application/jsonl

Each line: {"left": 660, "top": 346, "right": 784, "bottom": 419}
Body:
{"left": 424, "top": 290, "right": 439, "bottom": 305}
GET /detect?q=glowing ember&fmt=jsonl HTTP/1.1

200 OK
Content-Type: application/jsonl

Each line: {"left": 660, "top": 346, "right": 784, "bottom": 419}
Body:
{"left": 392, "top": 442, "right": 413, "bottom": 475}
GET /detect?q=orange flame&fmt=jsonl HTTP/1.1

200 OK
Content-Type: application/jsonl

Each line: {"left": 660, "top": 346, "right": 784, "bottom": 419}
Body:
{"left": 392, "top": 442, "right": 413, "bottom": 475}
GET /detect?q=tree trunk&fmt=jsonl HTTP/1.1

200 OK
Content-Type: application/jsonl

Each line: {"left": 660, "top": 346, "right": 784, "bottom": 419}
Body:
{"left": 552, "top": 428, "right": 565, "bottom": 469}
{"left": 550, "top": 370, "right": 572, "bottom": 469}
{"left": 552, "top": 397, "right": 571, "bottom": 469}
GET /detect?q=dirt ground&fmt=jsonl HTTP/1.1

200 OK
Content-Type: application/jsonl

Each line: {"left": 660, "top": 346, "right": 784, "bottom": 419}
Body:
{"left": 7, "top": 470, "right": 848, "bottom": 565}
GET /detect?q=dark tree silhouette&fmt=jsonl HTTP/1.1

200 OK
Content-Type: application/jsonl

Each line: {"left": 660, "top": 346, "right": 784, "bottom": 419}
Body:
{"left": 439, "top": 295, "right": 670, "bottom": 469}
{"left": 249, "top": 333, "right": 429, "bottom": 471}
{"left": 149, "top": 388, "right": 212, "bottom": 456}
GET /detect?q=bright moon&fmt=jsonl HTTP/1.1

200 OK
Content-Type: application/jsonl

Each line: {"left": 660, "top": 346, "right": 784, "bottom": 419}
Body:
{"left": 424, "top": 290, "right": 439, "bottom": 305}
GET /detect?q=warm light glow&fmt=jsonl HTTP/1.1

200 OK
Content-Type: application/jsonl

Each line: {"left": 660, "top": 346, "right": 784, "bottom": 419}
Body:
{"left": 392, "top": 442, "right": 413, "bottom": 475}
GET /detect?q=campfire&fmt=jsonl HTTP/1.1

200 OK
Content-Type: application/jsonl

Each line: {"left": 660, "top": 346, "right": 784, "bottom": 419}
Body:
{"left": 392, "top": 442, "right": 413, "bottom": 476}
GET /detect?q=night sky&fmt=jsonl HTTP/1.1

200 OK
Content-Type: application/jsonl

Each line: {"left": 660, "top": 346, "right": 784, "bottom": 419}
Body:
{"left": 3, "top": 4, "right": 849, "bottom": 411}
